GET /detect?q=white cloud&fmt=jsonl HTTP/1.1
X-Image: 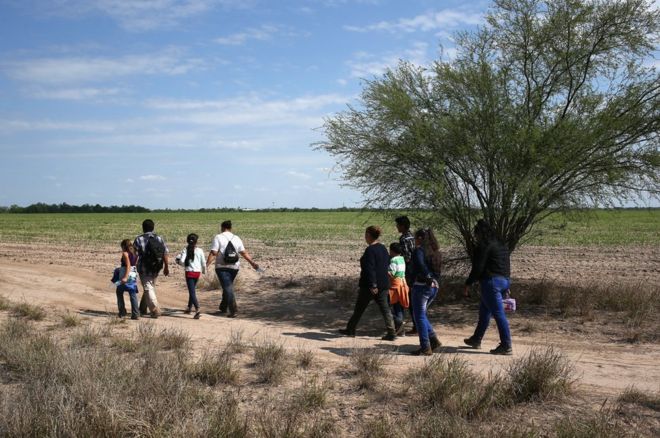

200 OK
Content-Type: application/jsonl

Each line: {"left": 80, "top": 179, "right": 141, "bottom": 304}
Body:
{"left": 3, "top": 49, "right": 204, "bottom": 85}
{"left": 347, "top": 41, "right": 429, "bottom": 78}
{"left": 286, "top": 170, "right": 312, "bottom": 180}
{"left": 30, "top": 87, "right": 124, "bottom": 100}
{"left": 140, "top": 174, "right": 166, "bottom": 181}
{"left": 20, "top": 0, "right": 255, "bottom": 31}
{"left": 345, "top": 8, "right": 483, "bottom": 33}
{"left": 214, "top": 25, "right": 280, "bottom": 46}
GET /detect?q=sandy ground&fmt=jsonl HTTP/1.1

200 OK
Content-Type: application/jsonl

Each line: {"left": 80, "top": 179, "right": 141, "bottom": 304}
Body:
{"left": 0, "top": 241, "right": 659, "bottom": 399}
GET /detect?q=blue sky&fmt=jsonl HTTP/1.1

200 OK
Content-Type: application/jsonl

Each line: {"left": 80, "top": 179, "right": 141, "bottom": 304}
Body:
{"left": 0, "top": 0, "right": 495, "bottom": 209}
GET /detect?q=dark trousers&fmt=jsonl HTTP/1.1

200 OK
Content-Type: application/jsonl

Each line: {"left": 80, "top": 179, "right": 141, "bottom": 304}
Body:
{"left": 406, "top": 272, "right": 416, "bottom": 329}
{"left": 346, "top": 287, "right": 395, "bottom": 335}
{"left": 186, "top": 277, "right": 199, "bottom": 310}
{"left": 116, "top": 284, "right": 139, "bottom": 318}
{"left": 216, "top": 268, "right": 238, "bottom": 314}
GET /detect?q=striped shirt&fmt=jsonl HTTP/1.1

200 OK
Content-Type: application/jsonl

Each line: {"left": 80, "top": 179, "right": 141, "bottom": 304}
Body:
{"left": 388, "top": 255, "right": 406, "bottom": 279}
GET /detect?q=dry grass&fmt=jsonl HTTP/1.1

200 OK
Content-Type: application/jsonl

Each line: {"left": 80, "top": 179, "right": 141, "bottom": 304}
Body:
{"left": 414, "top": 355, "right": 505, "bottom": 419}
{"left": 617, "top": 386, "right": 660, "bottom": 412}
{"left": 349, "top": 347, "right": 392, "bottom": 390}
{"left": 0, "top": 295, "right": 10, "bottom": 311}
{"left": 291, "top": 376, "right": 330, "bottom": 412}
{"left": 188, "top": 350, "right": 240, "bottom": 386}
{"left": 253, "top": 339, "right": 288, "bottom": 384}
{"left": 60, "top": 311, "right": 81, "bottom": 328}
{"left": 295, "top": 348, "right": 315, "bottom": 369}
{"left": 70, "top": 325, "right": 103, "bottom": 348}
{"left": 10, "top": 302, "right": 46, "bottom": 321}
{"left": 506, "top": 346, "right": 575, "bottom": 403}
{"left": 553, "top": 408, "right": 628, "bottom": 438}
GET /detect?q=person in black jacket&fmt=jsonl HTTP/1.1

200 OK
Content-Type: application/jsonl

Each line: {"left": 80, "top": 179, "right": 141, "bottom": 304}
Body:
{"left": 339, "top": 226, "right": 397, "bottom": 340}
{"left": 463, "top": 219, "right": 513, "bottom": 355}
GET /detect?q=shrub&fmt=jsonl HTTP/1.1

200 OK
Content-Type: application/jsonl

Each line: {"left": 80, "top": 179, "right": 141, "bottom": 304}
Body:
{"left": 253, "top": 339, "right": 288, "bottom": 384}
{"left": 617, "top": 386, "right": 660, "bottom": 412}
{"left": 0, "top": 295, "right": 10, "bottom": 311}
{"left": 206, "top": 394, "right": 250, "bottom": 437}
{"left": 554, "top": 409, "right": 627, "bottom": 438}
{"left": 349, "top": 347, "right": 391, "bottom": 390}
{"left": 189, "top": 350, "right": 240, "bottom": 386}
{"left": 226, "top": 329, "right": 247, "bottom": 355}
{"left": 135, "top": 323, "right": 190, "bottom": 352}
{"left": 70, "top": 325, "right": 103, "bottom": 348}
{"left": 60, "top": 312, "right": 81, "bottom": 328}
{"left": 295, "top": 348, "right": 315, "bottom": 369}
{"left": 414, "top": 355, "right": 505, "bottom": 418}
{"left": 291, "top": 377, "right": 330, "bottom": 411}
{"left": 11, "top": 302, "right": 45, "bottom": 321}
{"left": 506, "top": 346, "right": 575, "bottom": 403}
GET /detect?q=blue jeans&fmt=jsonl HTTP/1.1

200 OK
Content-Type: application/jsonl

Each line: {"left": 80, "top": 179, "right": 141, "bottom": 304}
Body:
{"left": 216, "top": 268, "right": 238, "bottom": 314}
{"left": 411, "top": 283, "right": 438, "bottom": 349}
{"left": 116, "top": 284, "right": 139, "bottom": 318}
{"left": 391, "top": 302, "right": 405, "bottom": 328}
{"left": 186, "top": 277, "right": 199, "bottom": 310}
{"left": 473, "top": 276, "right": 512, "bottom": 347}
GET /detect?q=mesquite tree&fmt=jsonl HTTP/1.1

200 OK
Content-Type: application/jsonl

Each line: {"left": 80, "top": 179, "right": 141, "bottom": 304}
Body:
{"left": 319, "top": 0, "right": 659, "bottom": 253}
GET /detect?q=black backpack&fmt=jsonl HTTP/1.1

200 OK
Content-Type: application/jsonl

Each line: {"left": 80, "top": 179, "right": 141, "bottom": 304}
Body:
{"left": 142, "top": 235, "right": 166, "bottom": 274}
{"left": 223, "top": 237, "right": 239, "bottom": 264}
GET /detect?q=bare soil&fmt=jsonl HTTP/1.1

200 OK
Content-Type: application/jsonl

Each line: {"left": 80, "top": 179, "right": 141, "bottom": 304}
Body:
{"left": 0, "top": 241, "right": 659, "bottom": 435}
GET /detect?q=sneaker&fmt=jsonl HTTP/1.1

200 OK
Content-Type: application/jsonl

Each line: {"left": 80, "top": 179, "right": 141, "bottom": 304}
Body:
{"left": 490, "top": 344, "right": 512, "bottom": 355}
{"left": 338, "top": 328, "right": 355, "bottom": 337}
{"left": 463, "top": 337, "right": 481, "bottom": 349}
{"left": 218, "top": 308, "right": 227, "bottom": 314}
{"left": 150, "top": 310, "right": 161, "bottom": 319}
{"left": 430, "top": 336, "right": 442, "bottom": 351}
{"left": 131, "top": 315, "right": 139, "bottom": 320}
{"left": 381, "top": 333, "right": 396, "bottom": 341}
{"left": 184, "top": 308, "right": 192, "bottom": 315}
{"left": 193, "top": 311, "right": 201, "bottom": 320}
{"left": 410, "top": 347, "right": 433, "bottom": 356}
{"left": 227, "top": 313, "right": 237, "bottom": 318}
{"left": 406, "top": 327, "right": 418, "bottom": 336}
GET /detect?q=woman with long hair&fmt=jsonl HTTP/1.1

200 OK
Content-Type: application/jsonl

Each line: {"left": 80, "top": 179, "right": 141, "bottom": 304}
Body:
{"left": 175, "top": 233, "right": 206, "bottom": 319}
{"left": 409, "top": 228, "right": 442, "bottom": 355}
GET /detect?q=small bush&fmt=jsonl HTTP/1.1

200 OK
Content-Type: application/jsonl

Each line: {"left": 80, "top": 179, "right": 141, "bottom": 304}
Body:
{"left": 206, "top": 394, "right": 250, "bottom": 437}
{"left": 135, "top": 323, "right": 190, "bottom": 352}
{"left": 189, "top": 350, "right": 240, "bottom": 386}
{"left": 110, "top": 336, "right": 139, "bottom": 352}
{"left": 226, "top": 329, "right": 247, "bottom": 355}
{"left": 291, "top": 377, "right": 330, "bottom": 411}
{"left": 295, "top": 348, "right": 315, "bottom": 369}
{"left": 349, "top": 348, "right": 391, "bottom": 390}
{"left": 11, "top": 302, "right": 46, "bottom": 321}
{"left": 415, "top": 355, "right": 505, "bottom": 418}
{"left": 554, "top": 409, "right": 627, "bottom": 438}
{"left": 617, "top": 386, "right": 660, "bottom": 411}
{"left": 253, "top": 340, "right": 288, "bottom": 384}
{"left": 0, "top": 295, "right": 10, "bottom": 311}
{"left": 70, "top": 325, "right": 103, "bottom": 348}
{"left": 61, "top": 312, "right": 81, "bottom": 328}
{"left": 506, "top": 346, "right": 574, "bottom": 403}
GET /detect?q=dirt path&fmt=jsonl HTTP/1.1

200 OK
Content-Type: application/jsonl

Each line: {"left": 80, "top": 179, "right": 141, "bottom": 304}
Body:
{"left": 1, "top": 261, "right": 658, "bottom": 396}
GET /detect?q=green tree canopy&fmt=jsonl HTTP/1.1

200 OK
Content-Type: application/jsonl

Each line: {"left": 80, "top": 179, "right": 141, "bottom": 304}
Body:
{"left": 319, "top": 0, "right": 659, "bottom": 253}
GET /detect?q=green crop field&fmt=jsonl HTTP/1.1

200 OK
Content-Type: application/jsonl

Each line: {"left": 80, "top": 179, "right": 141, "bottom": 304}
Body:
{"left": 0, "top": 209, "right": 657, "bottom": 247}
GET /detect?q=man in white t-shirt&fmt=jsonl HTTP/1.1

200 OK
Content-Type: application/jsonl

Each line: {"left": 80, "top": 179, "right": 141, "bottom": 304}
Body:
{"left": 206, "top": 220, "right": 259, "bottom": 317}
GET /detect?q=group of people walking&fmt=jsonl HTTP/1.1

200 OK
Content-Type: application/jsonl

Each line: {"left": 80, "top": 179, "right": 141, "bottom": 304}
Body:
{"left": 113, "top": 219, "right": 259, "bottom": 321}
{"left": 113, "top": 215, "right": 513, "bottom": 356}
{"left": 339, "top": 216, "right": 513, "bottom": 356}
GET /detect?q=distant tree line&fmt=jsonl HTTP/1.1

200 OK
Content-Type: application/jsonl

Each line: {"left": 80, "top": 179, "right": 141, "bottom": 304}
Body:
{"left": 0, "top": 203, "right": 150, "bottom": 213}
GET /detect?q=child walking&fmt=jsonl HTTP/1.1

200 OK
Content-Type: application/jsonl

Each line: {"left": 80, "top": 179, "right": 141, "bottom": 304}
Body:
{"left": 388, "top": 243, "right": 409, "bottom": 336}
{"left": 176, "top": 233, "right": 206, "bottom": 319}
{"left": 116, "top": 239, "right": 139, "bottom": 319}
